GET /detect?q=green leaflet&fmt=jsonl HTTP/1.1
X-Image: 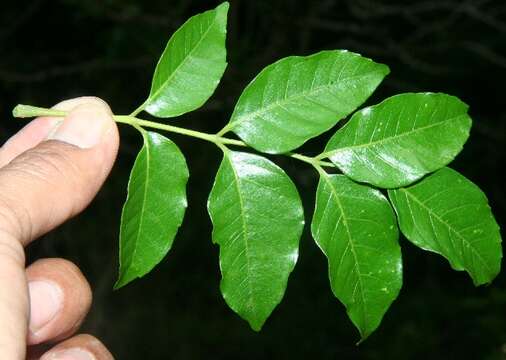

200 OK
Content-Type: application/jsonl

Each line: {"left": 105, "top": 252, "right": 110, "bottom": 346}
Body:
{"left": 311, "top": 174, "right": 402, "bottom": 341}
{"left": 388, "top": 167, "right": 502, "bottom": 286}
{"left": 322, "top": 93, "right": 472, "bottom": 188}
{"left": 115, "top": 131, "right": 189, "bottom": 289}
{"left": 139, "top": 2, "right": 228, "bottom": 118}
{"left": 225, "top": 50, "right": 389, "bottom": 154}
{"left": 207, "top": 150, "right": 304, "bottom": 330}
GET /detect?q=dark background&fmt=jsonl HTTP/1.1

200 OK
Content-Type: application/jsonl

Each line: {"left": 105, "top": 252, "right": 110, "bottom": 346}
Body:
{"left": 1, "top": 0, "right": 505, "bottom": 358}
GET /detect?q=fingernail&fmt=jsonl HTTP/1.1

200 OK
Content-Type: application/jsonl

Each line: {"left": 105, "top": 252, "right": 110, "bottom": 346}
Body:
{"left": 48, "top": 103, "right": 113, "bottom": 148}
{"left": 46, "top": 348, "right": 95, "bottom": 360}
{"left": 28, "top": 280, "right": 63, "bottom": 334}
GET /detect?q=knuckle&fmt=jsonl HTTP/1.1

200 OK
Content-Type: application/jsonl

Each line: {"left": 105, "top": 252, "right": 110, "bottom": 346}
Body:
{"left": 0, "top": 141, "right": 86, "bottom": 241}
{"left": 8, "top": 141, "right": 81, "bottom": 187}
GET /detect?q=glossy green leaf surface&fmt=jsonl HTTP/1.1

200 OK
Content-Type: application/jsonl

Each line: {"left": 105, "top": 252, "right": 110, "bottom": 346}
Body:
{"left": 141, "top": 2, "right": 228, "bottom": 118}
{"left": 388, "top": 167, "right": 502, "bottom": 285}
{"left": 207, "top": 150, "right": 304, "bottom": 330}
{"left": 322, "top": 93, "right": 472, "bottom": 188}
{"left": 311, "top": 174, "right": 401, "bottom": 340}
{"left": 226, "top": 50, "right": 389, "bottom": 153}
{"left": 115, "top": 131, "right": 189, "bottom": 288}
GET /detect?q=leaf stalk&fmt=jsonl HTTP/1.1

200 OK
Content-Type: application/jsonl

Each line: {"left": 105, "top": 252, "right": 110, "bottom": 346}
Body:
{"left": 13, "top": 104, "right": 335, "bottom": 169}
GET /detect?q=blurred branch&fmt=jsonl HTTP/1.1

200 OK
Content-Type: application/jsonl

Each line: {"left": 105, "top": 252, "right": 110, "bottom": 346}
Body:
{"left": 348, "top": 0, "right": 493, "bottom": 18}
{"left": 100, "top": 1, "right": 192, "bottom": 28}
{"left": 297, "top": 0, "right": 335, "bottom": 52}
{"left": 289, "top": 0, "right": 506, "bottom": 78}
{"left": 386, "top": 41, "right": 451, "bottom": 75}
{"left": 348, "top": 0, "right": 457, "bottom": 19}
{"left": 298, "top": 19, "right": 369, "bottom": 36}
{"left": 402, "top": 3, "right": 465, "bottom": 44}
{"left": 473, "top": 120, "right": 506, "bottom": 142}
{"left": 103, "top": 9, "right": 178, "bottom": 27}
{"left": 461, "top": 41, "right": 506, "bottom": 69}
{"left": 0, "top": 57, "right": 151, "bottom": 83}
{"left": 462, "top": 3, "right": 506, "bottom": 33}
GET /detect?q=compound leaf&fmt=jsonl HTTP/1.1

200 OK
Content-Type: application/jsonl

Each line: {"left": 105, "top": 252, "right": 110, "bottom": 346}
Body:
{"left": 140, "top": 2, "right": 228, "bottom": 117}
{"left": 388, "top": 167, "right": 502, "bottom": 285}
{"left": 115, "top": 131, "right": 189, "bottom": 289}
{"left": 311, "top": 174, "right": 402, "bottom": 341}
{"left": 225, "top": 50, "right": 389, "bottom": 153}
{"left": 322, "top": 93, "right": 472, "bottom": 188}
{"left": 207, "top": 150, "right": 304, "bottom": 330}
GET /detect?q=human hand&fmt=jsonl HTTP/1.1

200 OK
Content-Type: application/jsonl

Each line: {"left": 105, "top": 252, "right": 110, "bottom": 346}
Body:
{"left": 0, "top": 97, "right": 118, "bottom": 359}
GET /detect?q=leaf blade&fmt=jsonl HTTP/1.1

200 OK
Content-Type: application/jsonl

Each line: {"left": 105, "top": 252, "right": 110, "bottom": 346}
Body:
{"left": 388, "top": 167, "right": 502, "bottom": 285}
{"left": 141, "top": 2, "right": 228, "bottom": 117}
{"left": 226, "top": 50, "right": 389, "bottom": 153}
{"left": 311, "top": 174, "right": 402, "bottom": 340}
{"left": 207, "top": 151, "right": 304, "bottom": 330}
{"left": 115, "top": 131, "right": 189, "bottom": 288}
{"left": 322, "top": 93, "right": 472, "bottom": 188}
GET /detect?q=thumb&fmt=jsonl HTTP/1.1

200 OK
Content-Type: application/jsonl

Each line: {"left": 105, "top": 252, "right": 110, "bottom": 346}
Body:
{"left": 0, "top": 97, "right": 119, "bottom": 359}
{"left": 0, "top": 97, "right": 119, "bottom": 244}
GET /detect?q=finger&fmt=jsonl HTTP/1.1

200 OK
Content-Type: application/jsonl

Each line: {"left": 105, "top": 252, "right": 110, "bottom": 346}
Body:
{"left": 40, "top": 334, "right": 114, "bottom": 360}
{"left": 0, "top": 97, "right": 108, "bottom": 168}
{"left": 0, "top": 117, "right": 59, "bottom": 168}
{"left": 0, "top": 96, "right": 119, "bottom": 244}
{"left": 26, "top": 258, "right": 92, "bottom": 345}
{"left": 0, "top": 232, "right": 27, "bottom": 358}
{"left": 0, "top": 97, "right": 118, "bottom": 359}
{"left": 0, "top": 98, "right": 118, "bottom": 244}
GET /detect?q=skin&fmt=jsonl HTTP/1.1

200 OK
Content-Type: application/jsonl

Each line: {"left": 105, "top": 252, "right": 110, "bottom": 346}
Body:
{"left": 0, "top": 97, "right": 119, "bottom": 359}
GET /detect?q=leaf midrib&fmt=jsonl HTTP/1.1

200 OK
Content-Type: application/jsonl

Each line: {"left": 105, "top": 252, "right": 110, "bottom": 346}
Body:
{"left": 230, "top": 70, "right": 383, "bottom": 129}
{"left": 147, "top": 10, "right": 218, "bottom": 107}
{"left": 225, "top": 153, "right": 255, "bottom": 311}
{"left": 126, "top": 138, "right": 151, "bottom": 272}
{"left": 401, "top": 188, "right": 492, "bottom": 277}
{"left": 322, "top": 113, "right": 466, "bottom": 159}
{"left": 321, "top": 174, "right": 368, "bottom": 334}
